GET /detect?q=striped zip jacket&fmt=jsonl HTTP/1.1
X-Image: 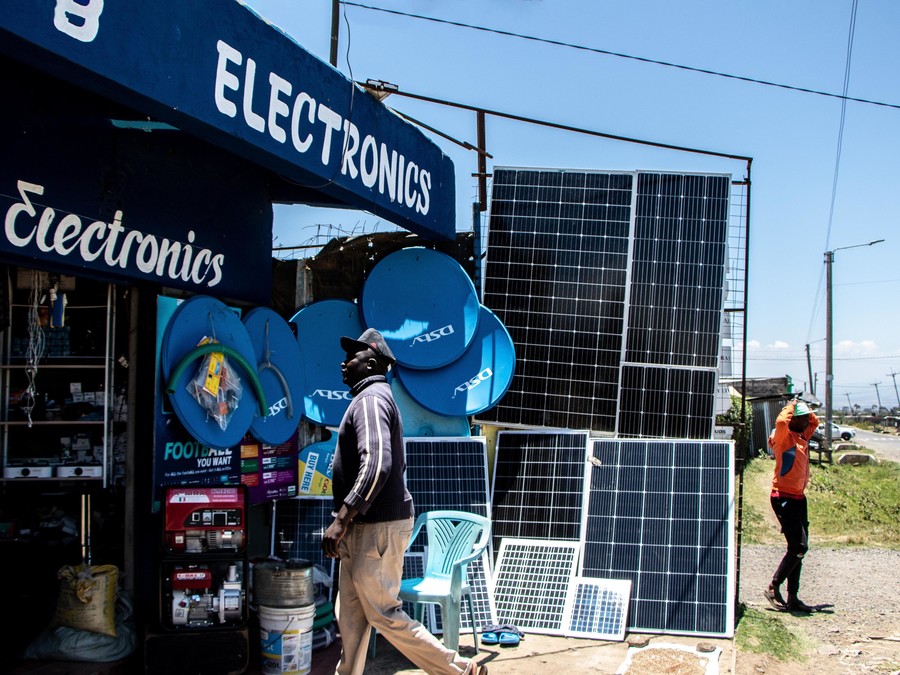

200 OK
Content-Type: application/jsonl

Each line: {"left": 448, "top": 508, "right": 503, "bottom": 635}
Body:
{"left": 332, "top": 375, "right": 414, "bottom": 523}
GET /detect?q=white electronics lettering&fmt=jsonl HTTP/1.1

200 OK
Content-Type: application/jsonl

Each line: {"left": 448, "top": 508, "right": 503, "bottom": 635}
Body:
{"left": 214, "top": 40, "right": 432, "bottom": 216}
{"left": 4, "top": 180, "right": 225, "bottom": 288}
{"left": 54, "top": 0, "right": 104, "bottom": 43}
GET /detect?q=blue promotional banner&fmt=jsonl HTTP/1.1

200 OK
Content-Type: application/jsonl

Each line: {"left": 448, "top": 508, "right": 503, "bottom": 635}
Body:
{"left": 0, "top": 0, "right": 456, "bottom": 240}
{"left": 153, "top": 296, "right": 242, "bottom": 503}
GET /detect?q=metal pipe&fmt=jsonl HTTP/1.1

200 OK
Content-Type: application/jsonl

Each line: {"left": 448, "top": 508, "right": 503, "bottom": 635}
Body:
{"left": 330, "top": 0, "right": 340, "bottom": 67}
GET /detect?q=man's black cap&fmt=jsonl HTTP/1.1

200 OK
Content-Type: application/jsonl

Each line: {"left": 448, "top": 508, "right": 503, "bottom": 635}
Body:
{"left": 340, "top": 328, "right": 397, "bottom": 366}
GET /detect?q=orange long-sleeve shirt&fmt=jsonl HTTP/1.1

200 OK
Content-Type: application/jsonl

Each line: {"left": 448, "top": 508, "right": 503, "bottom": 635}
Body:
{"left": 770, "top": 402, "right": 819, "bottom": 499}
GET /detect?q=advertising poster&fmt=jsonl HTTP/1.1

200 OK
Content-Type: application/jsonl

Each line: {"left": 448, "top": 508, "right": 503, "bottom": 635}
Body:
{"left": 240, "top": 432, "right": 299, "bottom": 505}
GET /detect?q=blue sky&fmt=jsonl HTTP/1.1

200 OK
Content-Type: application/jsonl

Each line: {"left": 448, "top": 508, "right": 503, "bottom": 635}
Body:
{"left": 244, "top": 0, "right": 900, "bottom": 409}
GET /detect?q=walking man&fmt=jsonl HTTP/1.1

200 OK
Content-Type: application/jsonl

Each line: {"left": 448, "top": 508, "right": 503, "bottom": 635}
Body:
{"left": 322, "top": 328, "right": 486, "bottom": 675}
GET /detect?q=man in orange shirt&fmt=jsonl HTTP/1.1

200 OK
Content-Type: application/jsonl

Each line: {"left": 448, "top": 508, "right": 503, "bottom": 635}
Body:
{"left": 764, "top": 399, "right": 819, "bottom": 613}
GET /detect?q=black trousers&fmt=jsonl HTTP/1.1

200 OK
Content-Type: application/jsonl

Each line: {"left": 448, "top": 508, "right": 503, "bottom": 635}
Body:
{"left": 770, "top": 495, "right": 809, "bottom": 597}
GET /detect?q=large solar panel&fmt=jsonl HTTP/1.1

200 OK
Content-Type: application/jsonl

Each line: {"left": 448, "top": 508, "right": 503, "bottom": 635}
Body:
{"left": 580, "top": 439, "right": 735, "bottom": 637}
{"left": 480, "top": 169, "right": 632, "bottom": 432}
{"left": 479, "top": 168, "right": 729, "bottom": 437}
{"left": 404, "top": 438, "right": 496, "bottom": 633}
{"left": 626, "top": 173, "right": 729, "bottom": 369}
{"left": 490, "top": 430, "right": 589, "bottom": 554}
{"left": 493, "top": 539, "right": 580, "bottom": 635}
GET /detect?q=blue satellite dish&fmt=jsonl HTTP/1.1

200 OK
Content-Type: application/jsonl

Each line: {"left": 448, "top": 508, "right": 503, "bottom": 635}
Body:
{"left": 243, "top": 307, "right": 305, "bottom": 446}
{"left": 397, "top": 305, "right": 516, "bottom": 417}
{"left": 360, "top": 247, "right": 480, "bottom": 370}
{"left": 161, "top": 295, "right": 260, "bottom": 450}
{"left": 391, "top": 377, "right": 471, "bottom": 438}
{"left": 291, "top": 299, "right": 364, "bottom": 427}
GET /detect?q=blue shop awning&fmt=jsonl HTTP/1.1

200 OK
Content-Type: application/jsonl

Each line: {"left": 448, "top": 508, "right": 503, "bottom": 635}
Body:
{"left": 1, "top": 0, "right": 455, "bottom": 240}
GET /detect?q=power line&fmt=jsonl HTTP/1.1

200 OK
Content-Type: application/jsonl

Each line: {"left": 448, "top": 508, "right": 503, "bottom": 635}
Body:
{"left": 342, "top": 1, "right": 900, "bottom": 111}
{"left": 823, "top": 0, "right": 859, "bottom": 253}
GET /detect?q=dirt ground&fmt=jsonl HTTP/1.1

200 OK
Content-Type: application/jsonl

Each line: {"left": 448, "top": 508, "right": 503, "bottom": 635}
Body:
{"left": 736, "top": 545, "right": 900, "bottom": 675}
{"left": 354, "top": 630, "right": 732, "bottom": 675}
{"left": 314, "top": 542, "right": 900, "bottom": 675}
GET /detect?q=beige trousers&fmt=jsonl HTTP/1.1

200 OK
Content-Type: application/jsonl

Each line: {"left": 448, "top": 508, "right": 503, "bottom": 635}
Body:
{"left": 334, "top": 518, "right": 469, "bottom": 675}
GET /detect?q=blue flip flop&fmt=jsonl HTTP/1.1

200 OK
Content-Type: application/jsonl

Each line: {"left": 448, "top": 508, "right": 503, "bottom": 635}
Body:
{"left": 480, "top": 631, "right": 499, "bottom": 645}
{"left": 498, "top": 631, "right": 520, "bottom": 647}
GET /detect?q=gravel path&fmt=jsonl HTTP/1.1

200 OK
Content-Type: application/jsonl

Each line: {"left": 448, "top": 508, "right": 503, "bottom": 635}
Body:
{"left": 738, "top": 545, "right": 900, "bottom": 673}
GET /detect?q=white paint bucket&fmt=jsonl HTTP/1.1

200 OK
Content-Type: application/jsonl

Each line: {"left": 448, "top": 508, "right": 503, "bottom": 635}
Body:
{"left": 259, "top": 603, "right": 316, "bottom": 675}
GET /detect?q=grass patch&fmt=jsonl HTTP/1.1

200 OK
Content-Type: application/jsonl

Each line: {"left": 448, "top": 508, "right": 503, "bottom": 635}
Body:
{"left": 740, "top": 452, "right": 900, "bottom": 548}
{"left": 734, "top": 605, "right": 807, "bottom": 661}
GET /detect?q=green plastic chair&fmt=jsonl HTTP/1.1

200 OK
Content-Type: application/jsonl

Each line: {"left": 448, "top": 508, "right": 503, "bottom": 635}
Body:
{"left": 399, "top": 510, "right": 492, "bottom": 653}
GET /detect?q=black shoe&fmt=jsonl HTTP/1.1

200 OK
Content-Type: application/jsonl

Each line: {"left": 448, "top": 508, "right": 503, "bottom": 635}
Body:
{"left": 786, "top": 598, "right": 814, "bottom": 613}
{"left": 764, "top": 584, "right": 786, "bottom": 609}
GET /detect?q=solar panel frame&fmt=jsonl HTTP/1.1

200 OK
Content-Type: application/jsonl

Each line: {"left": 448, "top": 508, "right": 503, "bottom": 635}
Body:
{"left": 579, "top": 439, "right": 735, "bottom": 638}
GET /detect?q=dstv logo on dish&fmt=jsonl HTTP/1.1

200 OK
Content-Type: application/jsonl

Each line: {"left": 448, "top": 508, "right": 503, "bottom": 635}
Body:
{"left": 268, "top": 397, "right": 289, "bottom": 417}
{"left": 453, "top": 368, "right": 493, "bottom": 397}
{"left": 411, "top": 324, "right": 454, "bottom": 345}
{"left": 312, "top": 389, "right": 352, "bottom": 401}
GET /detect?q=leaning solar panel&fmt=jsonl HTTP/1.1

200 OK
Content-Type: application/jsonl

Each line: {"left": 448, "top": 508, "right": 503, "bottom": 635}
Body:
{"left": 491, "top": 430, "right": 589, "bottom": 554}
{"left": 479, "top": 168, "right": 633, "bottom": 432}
{"left": 625, "top": 172, "right": 730, "bottom": 369}
{"left": 492, "top": 539, "right": 581, "bottom": 635}
{"left": 580, "top": 439, "right": 735, "bottom": 637}
{"left": 403, "top": 438, "right": 497, "bottom": 633}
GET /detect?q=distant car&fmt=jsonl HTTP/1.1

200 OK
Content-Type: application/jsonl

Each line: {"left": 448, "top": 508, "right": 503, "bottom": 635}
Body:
{"left": 816, "top": 422, "right": 856, "bottom": 441}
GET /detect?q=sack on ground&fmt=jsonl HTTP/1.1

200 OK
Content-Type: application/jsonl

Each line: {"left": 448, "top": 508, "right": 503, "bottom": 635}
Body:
{"left": 53, "top": 564, "right": 119, "bottom": 637}
{"left": 24, "top": 591, "right": 137, "bottom": 662}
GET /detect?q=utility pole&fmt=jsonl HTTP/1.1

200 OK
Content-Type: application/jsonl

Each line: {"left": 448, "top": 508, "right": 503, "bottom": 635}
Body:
{"left": 825, "top": 239, "right": 884, "bottom": 450}
{"left": 872, "top": 380, "right": 883, "bottom": 412}
{"left": 845, "top": 392, "right": 853, "bottom": 413}
{"left": 805, "top": 344, "right": 814, "bottom": 396}
{"left": 888, "top": 369, "right": 900, "bottom": 410}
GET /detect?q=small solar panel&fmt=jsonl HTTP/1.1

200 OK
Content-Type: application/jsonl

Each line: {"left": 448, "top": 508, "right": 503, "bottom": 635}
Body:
{"left": 580, "top": 439, "right": 735, "bottom": 637}
{"left": 404, "top": 438, "right": 496, "bottom": 633}
{"left": 561, "top": 578, "right": 632, "bottom": 641}
{"left": 490, "top": 430, "right": 589, "bottom": 554}
{"left": 272, "top": 497, "right": 333, "bottom": 575}
{"left": 492, "top": 539, "right": 580, "bottom": 635}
